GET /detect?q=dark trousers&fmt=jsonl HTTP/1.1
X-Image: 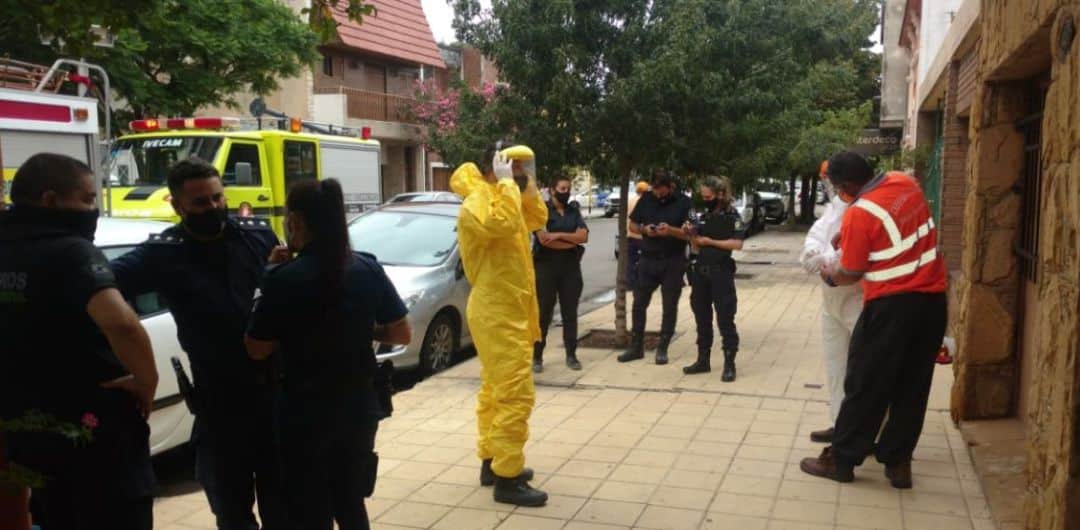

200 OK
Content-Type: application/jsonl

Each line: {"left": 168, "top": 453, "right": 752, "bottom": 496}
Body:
{"left": 626, "top": 237, "right": 643, "bottom": 287}
{"left": 535, "top": 252, "right": 584, "bottom": 358}
{"left": 688, "top": 264, "right": 739, "bottom": 353}
{"left": 632, "top": 254, "right": 686, "bottom": 337}
{"left": 194, "top": 391, "right": 285, "bottom": 530}
{"left": 832, "top": 292, "right": 947, "bottom": 468}
{"left": 279, "top": 396, "right": 380, "bottom": 530}
{"left": 18, "top": 392, "right": 155, "bottom": 530}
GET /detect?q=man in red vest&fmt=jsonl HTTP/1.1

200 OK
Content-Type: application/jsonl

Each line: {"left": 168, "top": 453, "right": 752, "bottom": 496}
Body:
{"left": 800, "top": 151, "right": 947, "bottom": 489}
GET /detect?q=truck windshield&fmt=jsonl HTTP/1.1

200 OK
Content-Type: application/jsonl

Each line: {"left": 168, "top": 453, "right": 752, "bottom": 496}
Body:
{"left": 107, "top": 137, "right": 223, "bottom": 187}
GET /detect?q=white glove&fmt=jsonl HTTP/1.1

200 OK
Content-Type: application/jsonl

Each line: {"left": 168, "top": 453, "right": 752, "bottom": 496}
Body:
{"left": 821, "top": 249, "right": 842, "bottom": 276}
{"left": 493, "top": 152, "right": 513, "bottom": 180}
{"left": 803, "top": 253, "right": 828, "bottom": 274}
{"left": 800, "top": 247, "right": 824, "bottom": 274}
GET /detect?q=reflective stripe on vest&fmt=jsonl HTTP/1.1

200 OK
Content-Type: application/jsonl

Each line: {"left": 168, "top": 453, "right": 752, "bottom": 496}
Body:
{"left": 852, "top": 197, "right": 938, "bottom": 282}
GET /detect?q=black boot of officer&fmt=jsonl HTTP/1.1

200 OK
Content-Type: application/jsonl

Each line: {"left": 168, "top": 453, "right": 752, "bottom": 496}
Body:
{"left": 684, "top": 345, "right": 711, "bottom": 374}
{"left": 617, "top": 332, "right": 644, "bottom": 362}
{"left": 655, "top": 333, "right": 672, "bottom": 365}
{"left": 532, "top": 343, "right": 544, "bottom": 374}
{"left": 722, "top": 350, "right": 737, "bottom": 382}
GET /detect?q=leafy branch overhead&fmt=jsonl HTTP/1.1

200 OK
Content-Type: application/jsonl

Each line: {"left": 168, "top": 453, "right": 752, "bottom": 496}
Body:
{"left": 306, "top": 0, "right": 377, "bottom": 43}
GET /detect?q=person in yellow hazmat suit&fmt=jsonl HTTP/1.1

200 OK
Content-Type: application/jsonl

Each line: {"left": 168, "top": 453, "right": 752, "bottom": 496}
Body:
{"left": 450, "top": 142, "right": 549, "bottom": 507}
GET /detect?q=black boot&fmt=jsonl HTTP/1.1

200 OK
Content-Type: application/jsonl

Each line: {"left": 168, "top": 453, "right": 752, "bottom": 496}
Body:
{"left": 617, "top": 333, "right": 644, "bottom": 363}
{"left": 532, "top": 344, "right": 543, "bottom": 374}
{"left": 655, "top": 334, "right": 672, "bottom": 365}
{"left": 683, "top": 347, "right": 711, "bottom": 374}
{"left": 493, "top": 475, "right": 548, "bottom": 507}
{"left": 480, "top": 459, "right": 534, "bottom": 487}
{"left": 721, "top": 349, "right": 737, "bottom": 382}
{"left": 565, "top": 352, "right": 582, "bottom": 371}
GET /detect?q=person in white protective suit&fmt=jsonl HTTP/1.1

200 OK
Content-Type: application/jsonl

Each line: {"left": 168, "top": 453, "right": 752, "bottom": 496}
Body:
{"left": 799, "top": 160, "right": 864, "bottom": 443}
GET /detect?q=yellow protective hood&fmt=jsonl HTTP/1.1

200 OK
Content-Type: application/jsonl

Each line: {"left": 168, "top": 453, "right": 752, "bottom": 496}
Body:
{"left": 450, "top": 162, "right": 485, "bottom": 199}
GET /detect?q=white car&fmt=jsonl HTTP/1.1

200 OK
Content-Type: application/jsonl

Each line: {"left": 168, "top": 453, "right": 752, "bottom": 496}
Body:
{"left": 95, "top": 218, "right": 194, "bottom": 456}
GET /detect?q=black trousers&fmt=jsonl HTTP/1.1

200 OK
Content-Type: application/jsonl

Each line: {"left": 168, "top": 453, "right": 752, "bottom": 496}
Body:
{"left": 278, "top": 394, "right": 380, "bottom": 530}
{"left": 194, "top": 388, "right": 285, "bottom": 530}
{"left": 632, "top": 254, "right": 686, "bottom": 337}
{"left": 626, "top": 237, "right": 643, "bottom": 287}
{"left": 535, "top": 252, "right": 584, "bottom": 358}
{"left": 688, "top": 263, "right": 739, "bottom": 354}
{"left": 17, "top": 391, "right": 155, "bottom": 530}
{"left": 832, "top": 292, "right": 947, "bottom": 468}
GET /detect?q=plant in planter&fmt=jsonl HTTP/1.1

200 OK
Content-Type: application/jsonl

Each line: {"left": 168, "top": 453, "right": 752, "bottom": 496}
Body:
{"left": 0, "top": 410, "right": 96, "bottom": 529}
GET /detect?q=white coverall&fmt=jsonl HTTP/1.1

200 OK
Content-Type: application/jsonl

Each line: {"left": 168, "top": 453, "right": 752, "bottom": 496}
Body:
{"left": 800, "top": 194, "right": 864, "bottom": 424}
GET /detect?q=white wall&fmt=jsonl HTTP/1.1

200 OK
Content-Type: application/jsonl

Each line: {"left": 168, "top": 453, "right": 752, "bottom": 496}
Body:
{"left": 313, "top": 93, "right": 347, "bottom": 125}
{"left": 880, "top": 0, "right": 912, "bottom": 128}
{"left": 917, "top": 0, "right": 964, "bottom": 87}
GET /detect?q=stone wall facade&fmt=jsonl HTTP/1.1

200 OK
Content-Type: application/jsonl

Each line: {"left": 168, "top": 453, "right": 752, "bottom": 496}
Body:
{"left": 952, "top": 2, "right": 1080, "bottom": 528}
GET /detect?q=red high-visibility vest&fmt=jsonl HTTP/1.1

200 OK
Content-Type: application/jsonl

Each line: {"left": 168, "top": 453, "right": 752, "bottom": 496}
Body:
{"left": 839, "top": 172, "right": 947, "bottom": 302}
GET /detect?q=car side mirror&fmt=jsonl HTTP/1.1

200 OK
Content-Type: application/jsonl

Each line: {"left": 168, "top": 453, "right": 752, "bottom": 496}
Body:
{"left": 235, "top": 162, "right": 253, "bottom": 186}
{"left": 455, "top": 260, "right": 465, "bottom": 280}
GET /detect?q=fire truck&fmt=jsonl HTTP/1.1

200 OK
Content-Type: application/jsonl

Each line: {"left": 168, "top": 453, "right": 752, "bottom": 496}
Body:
{"left": 109, "top": 109, "right": 382, "bottom": 238}
{"left": 0, "top": 58, "right": 112, "bottom": 210}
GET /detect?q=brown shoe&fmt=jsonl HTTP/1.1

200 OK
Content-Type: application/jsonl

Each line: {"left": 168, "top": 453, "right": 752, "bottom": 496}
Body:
{"left": 799, "top": 446, "right": 854, "bottom": 482}
{"left": 885, "top": 461, "right": 913, "bottom": 489}
{"left": 810, "top": 427, "right": 834, "bottom": 443}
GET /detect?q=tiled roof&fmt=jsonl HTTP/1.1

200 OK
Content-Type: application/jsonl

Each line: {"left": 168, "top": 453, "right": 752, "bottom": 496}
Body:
{"left": 330, "top": 0, "right": 447, "bottom": 69}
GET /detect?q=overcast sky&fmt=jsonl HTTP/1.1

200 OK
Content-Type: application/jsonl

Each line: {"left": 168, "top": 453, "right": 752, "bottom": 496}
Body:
{"left": 421, "top": 1, "right": 883, "bottom": 52}
{"left": 421, "top": 0, "right": 491, "bottom": 44}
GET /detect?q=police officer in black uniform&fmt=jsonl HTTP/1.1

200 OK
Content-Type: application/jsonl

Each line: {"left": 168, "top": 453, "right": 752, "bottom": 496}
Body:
{"left": 533, "top": 174, "right": 589, "bottom": 373}
{"left": 684, "top": 176, "right": 743, "bottom": 380}
{"left": 245, "top": 179, "right": 411, "bottom": 530}
{"left": 0, "top": 153, "right": 158, "bottom": 529}
{"left": 110, "top": 158, "right": 285, "bottom": 529}
{"left": 619, "top": 171, "right": 692, "bottom": 365}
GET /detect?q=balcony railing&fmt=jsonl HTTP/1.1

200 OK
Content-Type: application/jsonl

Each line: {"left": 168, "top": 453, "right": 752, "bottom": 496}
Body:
{"left": 315, "top": 86, "right": 419, "bottom": 124}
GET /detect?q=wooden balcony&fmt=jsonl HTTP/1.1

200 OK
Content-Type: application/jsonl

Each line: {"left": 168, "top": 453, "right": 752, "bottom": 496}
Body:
{"left": 314, "top": 86, "right": 418, "bottom": 124}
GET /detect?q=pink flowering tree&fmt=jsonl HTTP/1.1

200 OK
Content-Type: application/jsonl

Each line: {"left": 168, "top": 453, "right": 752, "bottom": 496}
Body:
{"left": 409, "top": 79, "right": 512, "bottom": 168}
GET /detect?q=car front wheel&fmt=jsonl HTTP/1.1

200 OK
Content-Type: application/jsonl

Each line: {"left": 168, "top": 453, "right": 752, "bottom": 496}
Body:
{"left": 420, "top": 313, "right": 458, "bottom": 376}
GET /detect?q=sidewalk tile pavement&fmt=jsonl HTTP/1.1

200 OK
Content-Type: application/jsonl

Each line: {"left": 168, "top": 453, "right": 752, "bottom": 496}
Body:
{"left": 153, "top": 232, "right": 989, "bottom": 529}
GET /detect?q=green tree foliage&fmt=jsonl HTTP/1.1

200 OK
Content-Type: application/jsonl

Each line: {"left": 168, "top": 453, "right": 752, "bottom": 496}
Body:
{"left": 1, "top": 0, "right": 321, "bottom": 124}
{"left": 448, "top": 0, "right": 880, "bottom": 339}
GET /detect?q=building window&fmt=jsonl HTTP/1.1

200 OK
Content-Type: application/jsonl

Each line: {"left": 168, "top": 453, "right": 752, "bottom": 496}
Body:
{"left": 1016, "top": 78, "right": 1048, "bottom": 283}
{"left": 322, "top": 55, "right": 334, "bottom": 77}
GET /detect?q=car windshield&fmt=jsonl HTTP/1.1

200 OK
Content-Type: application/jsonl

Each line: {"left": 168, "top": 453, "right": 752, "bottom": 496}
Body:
{"left": 107, "top": 137, "right": 223, "bottom": 187}
{"left": 349, "top": 211, "right": 457, "bottom": 267}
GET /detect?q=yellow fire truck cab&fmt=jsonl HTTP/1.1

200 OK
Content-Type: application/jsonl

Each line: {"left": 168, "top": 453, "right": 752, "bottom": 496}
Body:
{"left": 107, "top": 117, "right": 381, "bottom": 238}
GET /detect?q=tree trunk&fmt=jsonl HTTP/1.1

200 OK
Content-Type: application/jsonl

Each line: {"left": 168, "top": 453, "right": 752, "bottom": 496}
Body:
{"left": 785, "top": 171, "right": 797, "bottom": 226}
{"left": 799, "top": 174, "right": 814, "bottom": 223}
{"left": 613, "top": 166, "right": 631, "bottom": 347}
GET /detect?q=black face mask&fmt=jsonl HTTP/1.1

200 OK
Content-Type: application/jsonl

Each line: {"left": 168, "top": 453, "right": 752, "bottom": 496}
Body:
{"left": 514, "top": 176, "right": 528, "bottom": 192}
{"left": 183, "top": 207, "right": 228, "bottom": 238}
{"left": 704, "top": 199, "right": 719, "bottom": 211}
{"left": 10, "top": 204, "right": 99, "bottom": 241}
{"left": 554, "top": 191, "right": 571, "bottom": 205}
